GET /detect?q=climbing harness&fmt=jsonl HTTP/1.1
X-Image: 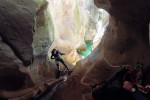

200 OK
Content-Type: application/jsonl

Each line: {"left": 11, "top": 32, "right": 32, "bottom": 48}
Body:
{"left": 137, "top": 83, "right": 150, "bottom": 94}
{"left": 122, "top": 64, "right": 150, "bottom": 94}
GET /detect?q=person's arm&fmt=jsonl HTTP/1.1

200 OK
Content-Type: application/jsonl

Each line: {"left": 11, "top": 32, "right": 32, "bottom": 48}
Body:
{"left": 57, "top": 50, "right": 65, "bottom": 55}
{"left": 51, "top": 55, "right": 54, "bottom": 59}
{"left": 123, "top": 81, "right": 148, "bottom": 100}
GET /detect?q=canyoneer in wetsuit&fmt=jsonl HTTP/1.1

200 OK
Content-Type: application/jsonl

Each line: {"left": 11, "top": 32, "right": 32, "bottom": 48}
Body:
{"left": 51, "top": 49, "right": 70, "bottom": 77}
{"left": 123, "top": 64, "right": 150, "bottom": 100}
{"left": 92, "top": 64, "right": 150, "bottom": 100}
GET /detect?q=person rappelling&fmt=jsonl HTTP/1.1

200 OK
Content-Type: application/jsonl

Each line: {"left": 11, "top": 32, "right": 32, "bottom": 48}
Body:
{"left": 51, "top": 48, "right": 71, "bottom": 78}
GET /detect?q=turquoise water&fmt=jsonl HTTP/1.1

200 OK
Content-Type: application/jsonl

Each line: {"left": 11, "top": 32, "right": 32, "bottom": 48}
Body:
{"left": 78, "top": 41, "right": 93, "bottom": 57}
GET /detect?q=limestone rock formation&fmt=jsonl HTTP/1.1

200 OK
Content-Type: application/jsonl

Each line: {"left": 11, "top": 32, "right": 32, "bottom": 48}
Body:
{"left": 47, "top": 0, "right": 100, "bottom": 65}
{"left": 0, "top": 36, "right": 26, "bottom": 91}
{"left": 1, "top": 0, "right": 150, "bottom": 100}
{"left": 0, "top": 0, "right": 36, "bottom": 66}
{"left": 33, "top": 0, "right": 55, "bottom": 56}
{"left": 51, "top": 0, "right": 150, "bottom": 100}
{"left": 0, "top": 0, "right": 36, "bottom": 91}
{"left": 0, "top": 0, "right": 101, "bottom": 94}
{"left": 0, "top": 0, "right": 55, "bottom": 92}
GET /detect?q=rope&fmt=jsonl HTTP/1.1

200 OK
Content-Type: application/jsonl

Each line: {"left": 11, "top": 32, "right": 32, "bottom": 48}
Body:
{"left": 80, "top": 43, "right": 130, "bottom": 86}
{"left": 80, "top": 64, "right": 95, "bottom": 86}
{"left": 103, "top": 55, "right": 120, "bottom": 68}
{"left": 80, "top": 49, "right": 118, "bottom": 86}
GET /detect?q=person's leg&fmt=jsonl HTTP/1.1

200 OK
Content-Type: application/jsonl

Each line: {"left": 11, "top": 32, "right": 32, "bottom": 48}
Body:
{"left": 55, "top": 60, "right": 61, "bottom": 77}
{"left": 59, "top": 59, "right": 70, "bottom": 70}
{"left": 55, "top": 60, "right": 60, "bottom": 70}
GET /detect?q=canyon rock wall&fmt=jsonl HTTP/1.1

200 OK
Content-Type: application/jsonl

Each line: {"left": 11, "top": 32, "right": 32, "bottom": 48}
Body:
{"left": 0, "top": 0, "right": 36, "bottom": 91}
{"left": 0, "top": 0, "right": 36, "bottom": 66}
{"left": 1, "top": 0, "right": 150, "bottom": 100}
{"left": 47, "top": 0, "right": 100, "bottom": 64}
{"left": 52, "top": 0, "right": 150, "bottom": 100}
{"left": 0, "top": 0, "right": 101, "bottom": 91}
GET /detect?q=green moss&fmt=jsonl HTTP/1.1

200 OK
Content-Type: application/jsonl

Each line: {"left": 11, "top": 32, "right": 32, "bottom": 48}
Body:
{"left": 98, "top": 10, "right": 102, "bottom": 21}
{"left": 34, "top": 0, "right": 47, "bottom": 7}
{"left": 33, "top": 0, "right": 55, "bottom": 56}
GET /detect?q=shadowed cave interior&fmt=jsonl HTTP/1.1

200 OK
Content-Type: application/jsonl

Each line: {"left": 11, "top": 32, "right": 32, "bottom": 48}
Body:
{"left": 0, "top": 0, "right": 150, "bottom": 100}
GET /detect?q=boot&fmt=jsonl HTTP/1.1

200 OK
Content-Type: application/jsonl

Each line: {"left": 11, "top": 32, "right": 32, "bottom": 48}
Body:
{"left": 56, "top": 70, "right": 61, "bottom": 78}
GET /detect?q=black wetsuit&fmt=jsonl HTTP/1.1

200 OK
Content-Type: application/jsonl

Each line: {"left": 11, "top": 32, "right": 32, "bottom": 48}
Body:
{"left": 92, "top": 66, "right": 150, "bottom": 100}
{"left": 131, "top": 66, "right": 150, "bottom": 100}
{"left": 51, "top": 50, "right": 69, "bottom": 72}
{"left": 141, "top": 66, "right": 150, "bottom": 84}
